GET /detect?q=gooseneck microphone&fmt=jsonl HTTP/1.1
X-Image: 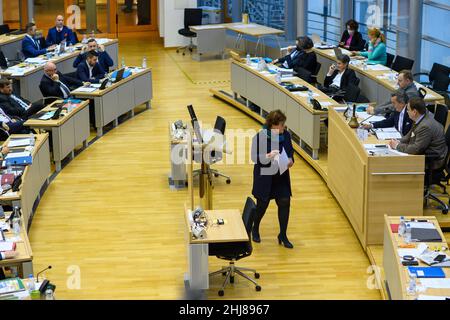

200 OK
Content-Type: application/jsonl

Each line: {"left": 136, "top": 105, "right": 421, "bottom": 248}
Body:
{"left": 36, "top": 265, "right": 52, "bottom": 283}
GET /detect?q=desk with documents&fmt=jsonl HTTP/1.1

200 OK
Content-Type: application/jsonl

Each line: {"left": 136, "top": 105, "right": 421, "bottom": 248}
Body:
{"left": 184, "top": 209, "right": 248, "bottom": 290}
{"left": 24, "top": 99, "right": 90, "bottom": 172}
{"left": 71, "top": 67, "right": 152, "bottom": 137}
{"left": 0, "top": 34, "right": 26, "bottom": 61}
{"left": 0, "top": 38, "right": 119, "bottom": 102}
{"left": 383, "top": 215, "right": 450, "bottom": 300}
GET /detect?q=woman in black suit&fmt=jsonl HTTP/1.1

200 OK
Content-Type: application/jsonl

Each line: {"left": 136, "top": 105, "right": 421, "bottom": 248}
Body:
{"left": 323, "top": 54, "right": 358, "bottom": 93}
{"left": 339, "top": 19, "right": 365, "bottom": 51}
{"left": 251, "top": 110, "right": 295, "bottom": 249}
{"left": 273, "top": 36, "right": 317, "bottom": 74}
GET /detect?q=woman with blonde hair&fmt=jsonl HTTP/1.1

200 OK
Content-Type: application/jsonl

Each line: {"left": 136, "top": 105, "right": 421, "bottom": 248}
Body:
{"left": 351, "top": 27, "right": 387, "bottom": 65}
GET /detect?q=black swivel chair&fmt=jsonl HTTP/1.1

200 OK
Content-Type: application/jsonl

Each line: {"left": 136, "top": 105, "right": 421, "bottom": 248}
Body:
{"left": 208, "top": 197, "right": 261, "bottom": 296}
{"left": 0, "top": 24, "right": 10, "bottom": 35}
{"left": 310, "top": 62, "right": 321, "bottom": 85}
{"left": 176, "top": 8, "right": 203, "bottom": 56}
{"left": 386, "top": 52, "right": 395, "bottom": 68}
{"left": 426, "top": 104, "right": 448, "bottom": 128}
{"left": 414, "top": 63, "right": 450, "bottom": 89}
{"left": 418, "top": 87, "right": 427, "bottom": 99}
{"left": 294, "top": 66, "right": 313, "bottom": 83}
{"left": 391, "top": 55, "right": 414, "bottom": 72}
{"left": 424, "top": 126, "right": 450, "bottom": 214}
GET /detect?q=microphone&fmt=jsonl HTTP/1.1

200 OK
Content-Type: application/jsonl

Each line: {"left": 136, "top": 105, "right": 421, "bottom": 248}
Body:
{"left": 36, "top": 265, "right": 52, "bottom": 283}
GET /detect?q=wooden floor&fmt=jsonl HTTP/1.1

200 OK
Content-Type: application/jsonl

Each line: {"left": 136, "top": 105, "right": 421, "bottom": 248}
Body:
{"left": 28, "top": 32, "right": 381, "bottom": 300}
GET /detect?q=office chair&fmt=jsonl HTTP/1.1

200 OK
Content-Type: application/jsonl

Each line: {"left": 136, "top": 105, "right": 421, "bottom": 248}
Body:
{"left": 193, "top": 116, "right": 231, "bottom": 184}
{"left": 310, "top": 62, "right": 321, "bottom": 85}
{"left": 391, "top": 55, "right": 414, "bottom": 72}
{"left": 423, "top": 126, "right": 450, "bottom": 214}
{"left": 294, "top": 66, "right": 313, "bottom": 84}
{"left": 209, "top": 197, "right": 261, "bottom": 296}
{"left": 418, "top": 87, "right": 427, "bottom": 99}
{"left": 386, "top": 52, "right": 395, "bottom": 68}
{"left": 353, "top": 77, "right": 361, "bottom": 86}
{"left": 332, "top": 83, "right": 361, "bottom": 103}
{"left": 0, "top": 24, "right": 10, "bottom": 35}
{"left": 426, "top": 104, "right": 448, "bottom": 128}
{"left": 176, "top": 8, "right": 203, "bottom": 56}
{"left": 432, "top": 73, "right": 450, "bottom": 93}
{"left": 414, "top": 63, "right": 450, "bottom": 88}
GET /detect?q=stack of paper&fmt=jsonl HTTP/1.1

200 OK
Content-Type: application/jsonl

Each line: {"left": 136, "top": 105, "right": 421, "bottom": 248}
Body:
{"left": 420, "top": 279, "right": 450, "bottom": 289}
{"left": 366, "top": 64, "right": 391, "bottom": 71}
{"left": 293, "top": 91, "right": 320, "bottom": 98}
{"left": 73, "top": 87, "right": 98, "bottom": 93}
{"left": 374, "top": 127, "right": 402, "bottom": 140}
{"left": 7, "top": 138, "right": 31, "bottom": 148}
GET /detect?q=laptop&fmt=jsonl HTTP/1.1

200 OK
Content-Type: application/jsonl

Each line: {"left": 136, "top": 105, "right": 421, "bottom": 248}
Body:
{"left": 113, "top": 68, "right": 125, "bottom": 83}
{"left": 58, "top": 40, "right": 66, "bottom": 55}
{"left": 333, "top": 47, "right": 343, "bottom": 58}
{"left": 311, "top": 33, "right": 322, "bottom": 45}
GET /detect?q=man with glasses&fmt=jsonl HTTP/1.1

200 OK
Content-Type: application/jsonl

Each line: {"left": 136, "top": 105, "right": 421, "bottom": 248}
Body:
{"left": 39, "top": 62, "right": 86, "bottom": 101}
{"left": 389, "top": 97, "right": 447, "bottom": 169}
{"left": 0, "top": 79, "right": 46, "bottom": 119}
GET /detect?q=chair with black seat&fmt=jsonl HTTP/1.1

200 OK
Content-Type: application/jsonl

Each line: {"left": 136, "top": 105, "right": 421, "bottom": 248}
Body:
{"left": 310, "top": 62, "right": 321, "bottom": 85}
{"left": 432, "top": 72, "right": 450, "bottom": 93}
{"left": 426, "top": 104, "right": 448, "bottom": 128}
{"left": 0, "top": 24, "right": 10, "bottom": 35}
{"left": 332, "top": 83, "right": 361, "bottom": 103}
{"left": 414, "top": 63, "right": 450, "bottom": 88}
{"left": 176, "top": 8, "right": 203, "bottom": 56}
{"left": 418, "top": 87, "right": 427, "bottom": 99}
{"left": 294, "top": 66, "right": 313, "bottom": 84}
{"left": 424, "top": 126, "right": 450, "bottom": 214}
{"left": 391, "top": 55, "right": 414, "bottom": 72}
{"left": 208, "top": 197, "right": 261, "bottom": 296}
{"left": 386, "top": 52, "right": 395, "bottom": 68}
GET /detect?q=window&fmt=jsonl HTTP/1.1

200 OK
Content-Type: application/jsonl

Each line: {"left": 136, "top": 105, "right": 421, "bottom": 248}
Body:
{"left": 197, "top": 0, "right": 222, "bottom": 7}
{"left": 307, "top": 0, "right": 341, "bottom": 43}
{"left": 421, "top": 1, "right": 450, "bottom": 72}
{"left": 242, "top": 0, "right": 285, "bottom": 31}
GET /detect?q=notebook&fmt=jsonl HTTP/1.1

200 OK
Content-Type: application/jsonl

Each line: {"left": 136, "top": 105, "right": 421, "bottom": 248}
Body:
{"left": 411, "top": 228, "right": 442, "bottom": 242}
{"left": 408, "top": 266, "right": 446, "bottom": 278}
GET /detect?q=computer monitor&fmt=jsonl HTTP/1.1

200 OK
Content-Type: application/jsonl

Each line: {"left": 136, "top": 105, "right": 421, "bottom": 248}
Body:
{"left": 187, "top": 104, "right": 203, "bottom": 144}
{"left": 333, "top": 47, "right": 343, "bottom": 58}
{"left": 311, "top": 33, "right": 321, "bottom": 45}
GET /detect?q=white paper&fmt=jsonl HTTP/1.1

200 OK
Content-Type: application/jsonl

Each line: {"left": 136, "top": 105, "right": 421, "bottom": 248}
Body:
{"left": 420, "top": 279, "right": 450, "bottom": 289}
{"left": 317, "top": 101, "right": 334, "bottom": 107}
{"left": 334, "top": 106, "right": 348, "bottom": 112}
{"left": 417, "top": 295, "right": 449, "bottom": 300}
{"left": 366, "top": 64, "right": 391, "bottom": 71}
{"left": 0, "top": 241, "right": 15, "bottom": 251}
{"left": 5, "top": 151, "right": 31, "bottom": 159}
{"left": 24, "top": 57, "right": 46, "bottom": 64}
{"left": 7, "top": 139, "right": 31, "bottom": 148}
{"left": 397, "top": 243, "right": 428, "bottom": 258}
{"left": 374, "top": 128, "right": 402, "bottom": 140}
{"left": 276, "top": 149, "right": 289, "bottom": 175}
{"left": 96, "top": 38, "right": 111, "bottom": 45}
{"left": 231, "top": 24, "right": 259, "bottom": 29}
{"left": 408, "top": 222, "right": 436, "bottom": 229}
{"left": 293, "top": 92, "right": 319, "bottom": 98}
{"left": 73, "top": 87, "right": 97, "bottom": 93}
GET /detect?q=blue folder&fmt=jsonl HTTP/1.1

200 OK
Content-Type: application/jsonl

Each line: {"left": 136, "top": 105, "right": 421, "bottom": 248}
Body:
{"left": 111, "top": 69, "right": 132, "bottom": 80}
{"left": 408, "top": 266, "right": 446, "bottom": 278}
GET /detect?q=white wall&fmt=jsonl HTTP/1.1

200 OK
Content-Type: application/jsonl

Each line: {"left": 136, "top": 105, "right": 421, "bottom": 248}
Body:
{"left": 158, "top": 0, "right": 165, "bottom": 37}
{"left": 159, "top": 0, "right": 198, "bottom": 48}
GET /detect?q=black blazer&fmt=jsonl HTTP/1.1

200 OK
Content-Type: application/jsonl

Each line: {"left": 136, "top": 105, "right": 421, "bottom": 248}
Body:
{"left": 324, "top": 68, "right": 358, "bottom": 89}
{"left": 279, "top": 50, "right": 318, "bottom": 74}
{"left": 373, "top": 108, "right": 413, "bottom": 136}
{"left": 76, "top": 61, "right": 106, "bottom": 84}
{"left": 339, "top": 30, "right": 365, "bottom": 51}
{"left": 251, "top": 130, "right": 294, "bottom": 200}
{"left": 39, "top": 71, "right": 83, "bottom": 99}
{"left": 0, "top": 93, "right": 30, "bottom": 119}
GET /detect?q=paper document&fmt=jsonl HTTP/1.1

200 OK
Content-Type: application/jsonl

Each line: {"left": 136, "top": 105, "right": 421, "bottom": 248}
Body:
{"left": 397, "top": 243, "right": 428, "bottom": 258}
{"left": 24, "top": 57, "right": 46, "bottom": 64}
{"left": 8, "top": 139, "right": 31, "bottom": 148}
{"left": 317, "top": 101, "right": 334, "bottom": 107}
{"left": 334, "top": 106, "right": 348, "bottom": 112}
{"left": 232, "top": 24, "right": 259, "bottom": 29}
{"left": 366, "top": 64, "right": 391, "bottom": 71}
{"left": 420, "top": 279, "right": 450, "bottom": 289}
{"left": 276, "top": 149, "right": 289, "bottom": 175}
{"left": 293, "top": 92, "right": 320, "bottom": 98}
{"left": 96, "top": 38, "right": 111, "bottom": 45}
{"left": 417, "top": 295, "right": 450, "bottom": 300}
{"left": 73, "top": 87, "right": 97, "bottom": 93}
{"left": 374, "top": 128, "right": 402, "bottom": 140}
{"left": 0, "top": 242, "right": 15, "bottom": 252}
{"left": 6, "top": 151, "right": 31, "bottom": 159}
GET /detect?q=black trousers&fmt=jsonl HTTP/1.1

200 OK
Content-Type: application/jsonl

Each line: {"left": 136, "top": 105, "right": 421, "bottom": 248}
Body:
{"left": 253, "top": 197, "right": 291, "bottom": 239}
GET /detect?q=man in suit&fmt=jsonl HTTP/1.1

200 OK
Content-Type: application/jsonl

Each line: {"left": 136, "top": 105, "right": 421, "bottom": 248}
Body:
{"left": 22, "top": 23, "right": 56, "bottom": 58}
{"left": 272, "top": 36, "right": 317, "bottom": 74}
{"left": 39, "top": 62, "right": 84, "bottom": 100}
{"left": 76, "top": 50, "right": 106, "bottom": 84}
{"left": 46, "top": 15, "right": 77, "bottom": 46}
{"left": 73, "top": 38, "right": 114, "bottom": 72}
{"left": 389, "top": 97, "right": 447, "bottom": 169}
{"left": 0, "top": 79, "right": 45, "bottom": 119}
{"left": 362, "top": 91, "right": 412, "bottom": 136}
{"left": 323, "top": 54, "right": 358, "bottom": 93}
{"left": 369, "top": 70, "right": 419, "bottom": 115}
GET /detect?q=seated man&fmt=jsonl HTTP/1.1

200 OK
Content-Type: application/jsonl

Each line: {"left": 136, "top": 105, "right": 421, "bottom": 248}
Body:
{"left": 73, "top": 38, "right": 114, "bottom": 72}
{"left": 322, "top": 54, "right": 358, "bottom": 94}
{"left": 39, "top": 62, "right": 84, "bottom": 101}
{"left": 368, "top": 70, "right": 419, "bottom": 116}
{"left": 0, "top": 79, "right": 45, "bottom": 119}
{"left": 362, "top": 91, "right": 412, "bottom": 136}
{"left": 46, "top": 15, "right": 76, "bottom": 46}
{"left": 273, "top": 36, "right": 317, "bottom": 74}
{"left": 22, "top": 22, "right": 56, "bottom": 59}
{"left": 76, "top": 50, "right": 106, "bottom": 84}
{"left": 389, "top": 97, "right": 447, "bottom": 169}
{"left": 0, "top": 107, "right": 29, "bottom": 135}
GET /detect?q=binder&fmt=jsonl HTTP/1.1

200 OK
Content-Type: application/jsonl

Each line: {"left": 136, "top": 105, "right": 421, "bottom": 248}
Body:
{"left": 411, "top": 228, "right": 442, "bottom": 242}
{"left": 408, "top": 266, "right": 446, "bottom": 278}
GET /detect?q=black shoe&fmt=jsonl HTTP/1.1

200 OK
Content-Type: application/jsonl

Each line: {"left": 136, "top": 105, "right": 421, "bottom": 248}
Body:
{"left": 277, "top": 234, "right": 293, "bottom": 249}
{"left": 252, "top": 230, "right": 261, "bottom": 243}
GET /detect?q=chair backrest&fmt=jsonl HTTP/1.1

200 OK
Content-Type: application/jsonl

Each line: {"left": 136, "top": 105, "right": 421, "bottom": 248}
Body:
{"left": 344, "top": 83, "right": 361, "bottom": 103}
{"left": 242, "top": 197, "right": 256, "bottom": 235}
{"left": 313, "top": 62, "right": 321, "bottom": 76}
{"left": 213, "top": 116, "right": 226, "bottom": 135}
{"left": 0, "top": 24, "right": 10, "bottom": 35}
{"left": 295, "top": 66, "right": 312, "bottom": 83}
{"left": 391, "top": 55, "right": 414, "bottom": 72}
{"left": 434, "top": 104, "right": 449, "bottom": 128}
{"left": 353, "top": 77, "right": 361, "bottom": 86}
{"left": 433, "top": 72, "right": 450, "bottom": 92}
{"left": 418, "top": 87, "right": 427, "bottom": 99}
{"left": 429, "top": 63, "right": 450, "bottom": 83}
{"left": 386, "top": 52, "right": 395, "bottom": 68}
{"left": 0, "top": 51, "right": 7, "bottom": 69}
{"left": 184, "top": 8, "right": 203, "bottom": 29}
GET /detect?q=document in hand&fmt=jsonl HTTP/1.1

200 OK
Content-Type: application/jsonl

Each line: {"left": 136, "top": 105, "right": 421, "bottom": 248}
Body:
{"left": 276, "top": 149, "right": 289, "bottom": 175}
{"left": 374, "top": 128, "right": 402, "bottom": 140}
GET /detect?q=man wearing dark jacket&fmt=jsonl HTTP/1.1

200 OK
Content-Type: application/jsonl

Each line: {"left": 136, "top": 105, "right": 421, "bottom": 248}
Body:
{"left": 76, "top": 50, "right": 106, "bottom": 84}
{"left": 73, "top": 38, "right": 114, "bottom": 72}
{"left": 0, "top": 79, "right": 45, "bottom": 119}
{"left": 39, "top": 62, "right": 84, "bottom": 101}
{"left": 273, "top": 36, "right": 318, "bottom": 74}
{"left": 323, "top": 54, "right": 358, "bottom": 93}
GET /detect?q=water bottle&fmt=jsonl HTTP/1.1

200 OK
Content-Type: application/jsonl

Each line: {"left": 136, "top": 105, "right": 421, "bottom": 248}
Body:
{"left": 28, "top": 274, "right": 35, "bottom": 292}
{"left": 13, "top": 217, "right": 20, "bottom": 236}
{"left": 142, "top": 56, "right": 147, "bottom": 68}
{"left": 121, "top": 56, "right": 126, "bottom": 68}
{"left": 307, "top": 90, "right": 313, "bottom": 104}
{"left": 398, "top": 216, "right": 406, "bottom": 236}
{"left": 275, "top": 71, "right": 281, "bottom": 83}
{"left": 45, "top": 288, "right": 54, "bottom": 300}
{"left": 30, "top": 132, "right": 35, "bottom": 146}
{"left": 404, "top": 223, "right": 412, "bottom": 243}
{"left": 82, "top": 34, "right": 87, "bottom": 44}
{"left": 246, "top": 53, "right": 251, "bottom": 65}
{"left": 90, "top": 30, "right": 95, "bottom": 39}
{"left": 407, "top": 273, "right": 417, "bottom": 296}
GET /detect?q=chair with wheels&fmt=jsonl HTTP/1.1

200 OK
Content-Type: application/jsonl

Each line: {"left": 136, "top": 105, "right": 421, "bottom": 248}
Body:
{"left": 176, "top": 8, "right": 203, "bottom": 56}
{"left": 208, "top": 197, "right": 261, "bottom": 296}
{"left": 391, "top": 55, "right": 414, "bottom": 72}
